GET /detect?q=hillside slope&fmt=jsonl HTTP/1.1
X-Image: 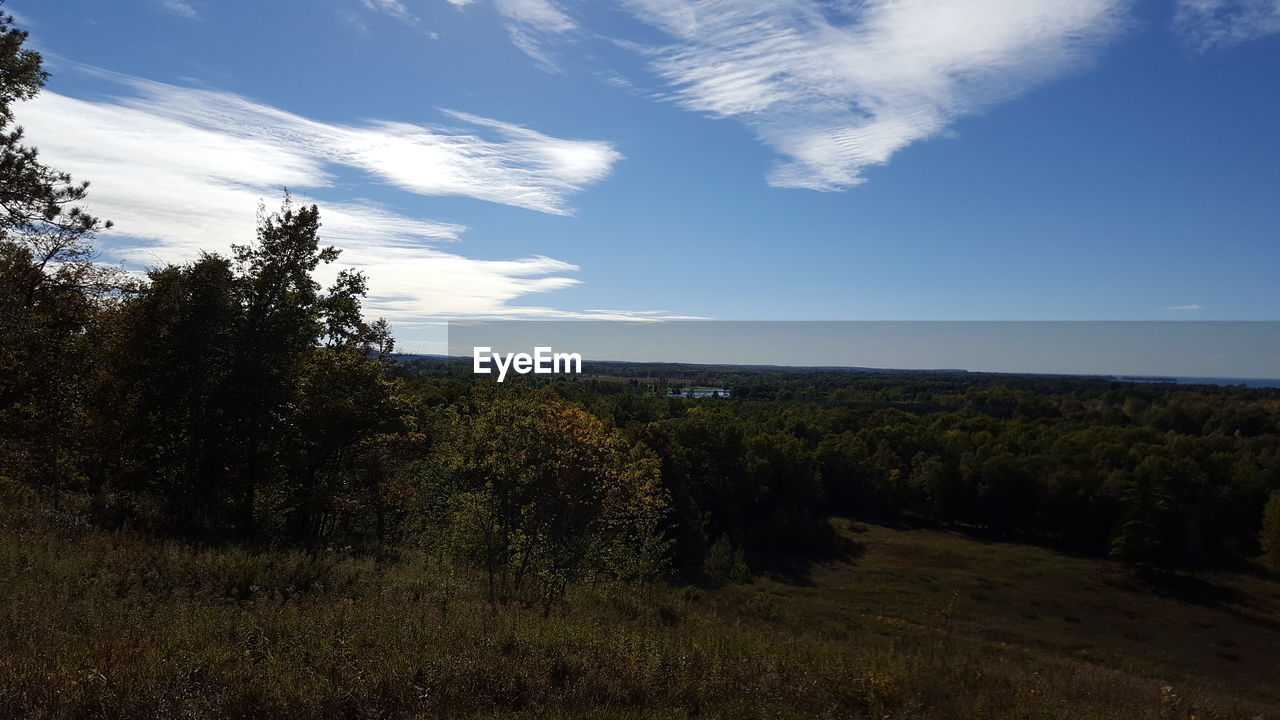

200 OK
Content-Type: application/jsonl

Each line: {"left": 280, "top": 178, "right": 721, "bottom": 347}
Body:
{"left": 1, "top": 486, "right": 1276, "bottom": 719}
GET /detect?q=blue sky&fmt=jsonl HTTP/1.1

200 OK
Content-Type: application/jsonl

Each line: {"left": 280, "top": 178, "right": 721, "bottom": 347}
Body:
{"left": 10, "top": 0, "right": 1280, "bottom": 351}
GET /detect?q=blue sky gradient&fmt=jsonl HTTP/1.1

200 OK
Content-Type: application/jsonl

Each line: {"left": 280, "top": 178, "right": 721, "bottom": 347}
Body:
{"left": 11, "top": 0, "right": 1280, "bottom": 351}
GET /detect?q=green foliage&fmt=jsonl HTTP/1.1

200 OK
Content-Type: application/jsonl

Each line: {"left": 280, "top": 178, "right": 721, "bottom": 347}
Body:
{"left": 95, "top": 199, "right": 405, "bottom": 542}
{"left": 396, "top": 357, "right": 1280, "bottom": 573}
{"left": 0, "top": 8, "right": 116, "bottom": 501}
{"left": 703, "top": 533, "right": 750, "bottom": 583}
{"left": 425, "top": 386, "right": 669, "bottom": 605}
{"left": 1109, "top": 518, "right": 1162, "bottom": 566}
{"left": 628, "top": 407, "right": 836, "bottom": 572}
{"left": 1261, "top": 491, "right": 1280, "bottom": 573}
{"left": 0, "top": 9, "right": 104, "bottom": 240}
{"left": 0, "top": 7, "right": 44, "bottom": 120}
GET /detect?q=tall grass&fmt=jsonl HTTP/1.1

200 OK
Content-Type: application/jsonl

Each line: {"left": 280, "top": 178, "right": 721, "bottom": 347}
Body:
{"left": 0, "top": 480, "right": 1268, "bottom": 719}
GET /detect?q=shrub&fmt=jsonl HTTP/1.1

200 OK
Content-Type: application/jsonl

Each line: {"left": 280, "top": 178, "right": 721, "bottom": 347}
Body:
{"left": 704, "top": 534, "right": 750, "bottom": 583}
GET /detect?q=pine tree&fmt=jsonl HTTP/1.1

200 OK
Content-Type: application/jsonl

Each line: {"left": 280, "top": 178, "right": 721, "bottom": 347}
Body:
{"left": 1109, "top": 475, "right": 1165, "bottom": 567}
{"left": 0, "top": 5, "right": 114, "bottom": 495}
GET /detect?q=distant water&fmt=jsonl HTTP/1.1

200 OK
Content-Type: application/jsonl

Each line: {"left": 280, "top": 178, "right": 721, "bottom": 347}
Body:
{"left": 666, "top": 388, "right": 729, "bottom": 398}
{"left": 1111, "top": 376, "right": 1280, "bottom": 388}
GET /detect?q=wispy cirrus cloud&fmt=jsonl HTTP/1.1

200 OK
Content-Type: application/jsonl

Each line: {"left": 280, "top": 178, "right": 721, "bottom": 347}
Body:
{"left": 616, "top": 0, "right": 1127, "bottom": 191}
{"left": 13, "top": 71, "right": 644, "bottom": 321}
{"left": 1165, "top": 304, "right": 1203, "bottom": 311}
{"left": 1175, "top": 0, "right": 1280, "bottom": 49}
{"left": 3, "top": 5, "right": 33, "bottom": 26}
{"left": 361, "top": 0, "right": 418, "bottom": 24}
{"left": 87, "top": 73, "right": 620, "bottom": 215}
{"left": 357, "top": 0, "right": 442, "bottom": 36}
{"left": 156, "top": 0, "right": 198, "bottom": 19}
{"left": 446, "top": 0, "right": 578, "bottom": 69}
{"left": 497, "top": 0, "right": 578, "bottom": 69}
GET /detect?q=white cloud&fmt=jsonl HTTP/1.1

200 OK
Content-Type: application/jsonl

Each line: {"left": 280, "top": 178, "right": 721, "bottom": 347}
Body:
{"left": 1175, "top": 0, "right": 1280, "bottom": 49}
{"left": 441, "top": 0, "right": 576, "bottom": 67}
{"left": 496, "top": 0, "right": 573, "bottom": 29}
{"left": 618, "top": 0, "right": 1126, "bottom": 190}
{"left": 12, "top": 75, "right": 649, "bottom": 321}
{"left": 345, "top": 10, "right": 373, "bottom": 37}
{"left": 1165, "top": 304, "right": 1203, "bottom": 311}
{"left": 85, "top": 74, "right": 620, "bottom": 215}
{"left": 362, "top": 0, "right": 418, "bottom": 23}
{"left": 157, "top": 0, "right": 198, "bottom": 19}
{"left": 3, "top": 6, "right": 33, "bottom": 26}
{"left": 358, "top": 0, "right": 441, "bottom": 35}
{"left": 493, "top": 0, "right": 578, "bottom": 69}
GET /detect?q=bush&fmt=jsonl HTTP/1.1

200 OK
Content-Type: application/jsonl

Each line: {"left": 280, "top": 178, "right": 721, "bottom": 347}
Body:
{"left": 425, "top": 387, "right": 670, "bottom": 606}
{"left": 704, "top": 534, "right": 750, "bottom": 583}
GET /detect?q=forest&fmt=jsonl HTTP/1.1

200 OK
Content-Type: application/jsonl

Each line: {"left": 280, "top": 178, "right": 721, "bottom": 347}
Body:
{"left": 396, "top": 357, "right": 1280, "bottom": 573}
{"left": 4, "top": 9, "right": 1280, "bottom": 718}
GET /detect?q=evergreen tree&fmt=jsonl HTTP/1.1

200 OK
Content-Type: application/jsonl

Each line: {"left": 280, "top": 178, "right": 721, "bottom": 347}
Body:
{"left": 0, "top": 6, "right": 115, "bottom": 496}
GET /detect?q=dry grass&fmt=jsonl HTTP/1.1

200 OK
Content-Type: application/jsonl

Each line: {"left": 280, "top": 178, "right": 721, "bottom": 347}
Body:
{"left": 0, "top": 483, "right": 1276, "bottom": 719}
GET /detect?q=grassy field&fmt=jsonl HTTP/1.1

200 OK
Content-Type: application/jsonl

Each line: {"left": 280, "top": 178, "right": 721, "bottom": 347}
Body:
{"left": 722, "top": 520, "right": 1280, "bottom": 714}
{"left": 1, "top": 484, "right": 1277, "bottom": 719}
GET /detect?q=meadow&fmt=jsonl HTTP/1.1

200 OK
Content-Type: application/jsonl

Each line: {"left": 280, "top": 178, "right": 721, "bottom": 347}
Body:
{"left": 3, "top": 481, "right": 1276, "bottom": 720}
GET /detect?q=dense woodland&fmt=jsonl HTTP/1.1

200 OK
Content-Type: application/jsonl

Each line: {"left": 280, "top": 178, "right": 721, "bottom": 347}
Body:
{"left": 3, "top": 7, "right": 1280, "bottom": 612}
{"left": 398, "top": 359, "right": 1280, "bottom": 574}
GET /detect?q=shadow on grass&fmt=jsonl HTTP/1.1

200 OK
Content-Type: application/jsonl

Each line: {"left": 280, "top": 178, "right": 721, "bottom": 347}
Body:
{"left": 751, "top": 532, "right": 865, "bottom": 587}
{"left": 1128, "top": 567, "right": 1244, "bottom": 606}
{"left": 924, "top": 521, "right": 1114, "bottom": 563}
{"left": 1122, "top": 568, "right": 1280, "bottom": 636}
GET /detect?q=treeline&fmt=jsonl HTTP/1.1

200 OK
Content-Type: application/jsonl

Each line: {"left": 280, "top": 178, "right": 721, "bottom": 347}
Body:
{"left": 384, "top": 357, "right": 1280, "bottom": 572}
{"left": 535, "top": 374, "right": 1280, "bottom": 570}
{"left": 3, "top": 193, "right": 403, "bottom": 534}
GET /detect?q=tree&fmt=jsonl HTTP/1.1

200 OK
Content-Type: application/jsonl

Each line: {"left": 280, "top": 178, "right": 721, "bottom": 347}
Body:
{"left": 429, "top": 386, "right": 668, "bottom": 607}
{"left": 0, "top": 6, "right": 109, "bottom": 282}
{"left": 744, "top": 430, "right": 830, "bottom": 553}
{"left": 226, "top": 197, "right": 393, "bottom": 534}
{"left": 1261, "top": 491, "right": 1280, "bottom": 573}
{"left": 703, "top": 533, "right": 749, "bottom": 583}
{"left": 106, "top": 197, "right": 401, "bottom": 538}
{"left": 285, "top": 344, "right": 409, "bottom": 543}
{"left": 1109, "top": 474, "right": 1166, "bottom": 567}
{"left": 0, "top": 7, "right": 115, "bottom": 497}
{"left": 816, "top": 431, "right": 874, "bottom": 516}
{"left": 1109, "top": 516, "right": 1162, "bottom": 567}
{"left": 110, "top": 254, "right": 241, "bottom": 529}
